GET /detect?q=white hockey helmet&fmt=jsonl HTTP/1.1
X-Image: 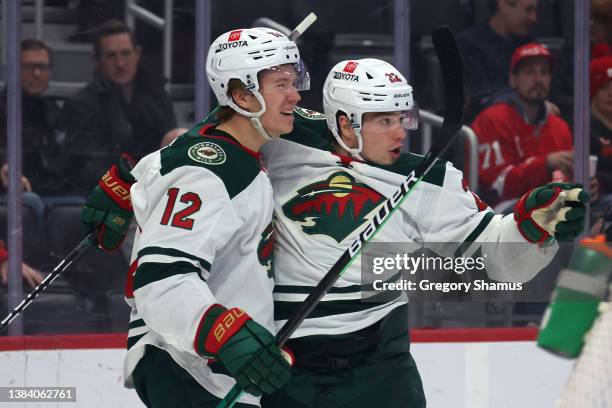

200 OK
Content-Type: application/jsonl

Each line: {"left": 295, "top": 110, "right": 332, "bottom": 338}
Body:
{"left": 323, "top": 58, "right": 418, "bottom": 156}
{"left": 206, "top": 27, "right": 309, "bottom": 119}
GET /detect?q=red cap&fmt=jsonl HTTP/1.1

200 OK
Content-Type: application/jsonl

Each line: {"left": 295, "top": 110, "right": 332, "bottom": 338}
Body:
{"left": 510, "top": 42, "right": 553, "bottom": 73}
{"left": 590, "top": 56, "right": 612, "bottom": 98}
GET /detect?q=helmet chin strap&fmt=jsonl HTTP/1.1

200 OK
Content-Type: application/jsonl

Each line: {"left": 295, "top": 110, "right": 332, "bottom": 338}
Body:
{"left": 227, "top": 90, "right": 273, "bottom": 140}
{"left": 250, "top": 117, "right": 271, "bottom": 141}
{"left": 332, "top": 127, "right": 364, "bottom": 160}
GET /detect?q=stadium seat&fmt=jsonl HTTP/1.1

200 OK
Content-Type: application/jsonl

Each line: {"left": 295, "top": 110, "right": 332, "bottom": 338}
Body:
{"left": 0, "top": 201, "right": 49, "bottom": 268}
{"left": 46, "top": 41, "right": 94, "bottom": 82}
{"left": 0, "top": 276, "right": 105, "bottom": 335}
{"left": 45, "top": 204, "right": 129, "bottom": 321}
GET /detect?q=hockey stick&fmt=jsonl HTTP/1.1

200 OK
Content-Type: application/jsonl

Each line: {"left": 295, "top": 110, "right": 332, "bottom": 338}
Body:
{"left": 289, "top": 12, "right": 317, "bottom": 41}
{"left": 216, "top": 25, "right": 464, "bottom": 408}
{"left": 0, "top": 232, "right": 97, "bottom": 333}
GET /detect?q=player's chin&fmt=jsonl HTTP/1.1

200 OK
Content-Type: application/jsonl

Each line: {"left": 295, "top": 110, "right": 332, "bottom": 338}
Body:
{"left": 269, "top": 123, "right": 294, "bottom": 138}
{"left": 278, "top": 114, "right": 295, "bottom": 132}
{"left": 376, "top": 154, "right": 397, "bottom": 165}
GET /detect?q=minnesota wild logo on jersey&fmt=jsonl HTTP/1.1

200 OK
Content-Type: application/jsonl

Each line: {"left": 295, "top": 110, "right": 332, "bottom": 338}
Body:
{"left": 188, "top": 142, "right": 226, "bottom": 165}
{"left": 282, "top": 172, "right": 384, "bottom": 243}
{"left": 258, "top": 222, "right": 275, "bottom": 279}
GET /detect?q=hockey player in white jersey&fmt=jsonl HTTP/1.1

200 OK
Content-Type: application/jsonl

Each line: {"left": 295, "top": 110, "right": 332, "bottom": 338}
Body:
{"left": 81, "top": 55, "right": 586, "bottom": 407}
{"left": 258, "top": 58, "right": 588, "bottom": 407}
{"left": 81, "top": 28, "right": 309, "bottom": 407}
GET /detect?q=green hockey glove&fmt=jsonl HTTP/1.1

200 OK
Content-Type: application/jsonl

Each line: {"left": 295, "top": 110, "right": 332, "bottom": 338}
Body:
{"left": 81, "top": 154, "right": 136, "bottom": 250}
{"left": 195, "top": 305, "right": 292, "bottom": 396}
{"left": 514, "top": 182, "right": 590, "bottom": 245}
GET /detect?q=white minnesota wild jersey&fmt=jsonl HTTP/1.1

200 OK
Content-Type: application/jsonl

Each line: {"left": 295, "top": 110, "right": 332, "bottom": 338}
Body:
{"left": 122, "top": 124, "right": 275, "bottom": 406}
{"left": 261, "top": 107, "right": 557, "bottom": 338}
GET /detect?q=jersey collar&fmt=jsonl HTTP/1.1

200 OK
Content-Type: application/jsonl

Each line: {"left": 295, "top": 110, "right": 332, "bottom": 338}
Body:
{"left": 198, "top": 124, "right": 261, "bottom": 159}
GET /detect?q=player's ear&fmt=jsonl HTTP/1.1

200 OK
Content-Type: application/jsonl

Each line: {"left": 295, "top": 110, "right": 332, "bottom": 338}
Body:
{"left": 230, "top": 86, "right": 253, "bottom": 111}
{"left": 338, "top": 114, "right": 357, "bottom": 147}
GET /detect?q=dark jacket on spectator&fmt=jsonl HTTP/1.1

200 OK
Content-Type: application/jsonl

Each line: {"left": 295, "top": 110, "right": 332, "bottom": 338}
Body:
{"left": 457, "top": 24, "right": 533, "bottom": 123}
{"left": 59, "top": 65, "right": 176, "bottom": 195}
{"left": 0, "top": 89, "right": 67, "bottom": 195}
{"left": 591, "top": 114, "right": 612, "bottom": 195}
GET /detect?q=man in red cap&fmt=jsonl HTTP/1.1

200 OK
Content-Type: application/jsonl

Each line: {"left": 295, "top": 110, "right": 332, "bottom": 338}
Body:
{"left": 471, "top": 42, "right": 575, "bottom": 209}
{"left": 590, "top": 56, "right": 612, "bottom": 195}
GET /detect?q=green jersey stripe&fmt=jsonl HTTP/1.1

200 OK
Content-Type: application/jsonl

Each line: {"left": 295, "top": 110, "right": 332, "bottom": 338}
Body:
{"left": 138, "top": 246, "right": 211, "bottom": 271}
{"left": 128, "top": 318, "right": 146, "bottom": 330}
{"left": 454, "top": 211, "right": 495, "bottom": 257}
{"left": 133, "top": 261, "right": 203, "bottom": 291}
{"left": 274, "top": 293, "right": 402, "bottom": 321}
{"left": 127, "top": 332, "right": 148, "bottom": 349}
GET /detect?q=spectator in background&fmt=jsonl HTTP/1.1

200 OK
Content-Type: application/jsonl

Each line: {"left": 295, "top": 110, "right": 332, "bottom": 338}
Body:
{"left": 458, "top": 0, "right": 537, "bottom": 122}
{"left": 590, "top": 56, "right": 612, "bottom": 196}
{"left": 472, "top": 43, "right": 574, "bottom": 209}
{"left": 0, "top": 39, "right": 66, "bottom": 198}
{"left": 0, "top": 240, "right": 43, "bottom": 289}
{"left": 550, "top": 0, "right": 612, "bottom": 125}
{"left": 59, "top": 20, "right": 178, "bottom": 196}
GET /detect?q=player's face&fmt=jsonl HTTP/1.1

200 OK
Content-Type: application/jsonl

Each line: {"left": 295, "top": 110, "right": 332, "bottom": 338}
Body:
{"left": 360, "top": 112, "right": 408, "bottom": 165}
{"left": 96, "top": 33, "right": 140, "bottom": 86}
{"left": 511, "top": 57, "right": 551, "bottom": 104}
{"left": 258, "top": 65, "right": 302, "bottom": 137}
{"left": 594, "top": 81, "right": 612, "bottom": 116}
{"left": 500, "top": 0, "right": 537, "bottom": 36}
{"left": 21, "top": 49, "right": 50, "bottom": 96}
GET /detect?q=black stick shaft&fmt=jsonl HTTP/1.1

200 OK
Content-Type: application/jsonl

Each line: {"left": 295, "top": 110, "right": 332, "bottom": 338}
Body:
{"left": 0, "top": 232, "right": 96, "bottom": 333}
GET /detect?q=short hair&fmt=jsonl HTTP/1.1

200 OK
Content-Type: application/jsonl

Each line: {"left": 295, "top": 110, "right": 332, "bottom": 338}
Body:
{"left": 93, "top": 19, "right": 137, "bottom": 58}
{"left": 20, "top": 38, "right": 52, "bottom": 64}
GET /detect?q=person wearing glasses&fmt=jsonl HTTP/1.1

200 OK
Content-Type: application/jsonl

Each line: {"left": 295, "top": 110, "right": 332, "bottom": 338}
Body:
{"left": 0, "top": 39, "right": 65, "bottom": 197}
{"left": 59, "top": 19, "right": 179, "bottom": 197}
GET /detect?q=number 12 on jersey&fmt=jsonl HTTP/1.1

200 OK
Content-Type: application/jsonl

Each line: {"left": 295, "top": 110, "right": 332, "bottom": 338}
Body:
{"left": 160, "top": 187, "right": 202, "bottom": 230}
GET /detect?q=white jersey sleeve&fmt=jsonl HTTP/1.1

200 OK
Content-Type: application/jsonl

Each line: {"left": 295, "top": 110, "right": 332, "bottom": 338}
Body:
{"left": 413, "top": 162, "right": 557, "bottom": 283}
